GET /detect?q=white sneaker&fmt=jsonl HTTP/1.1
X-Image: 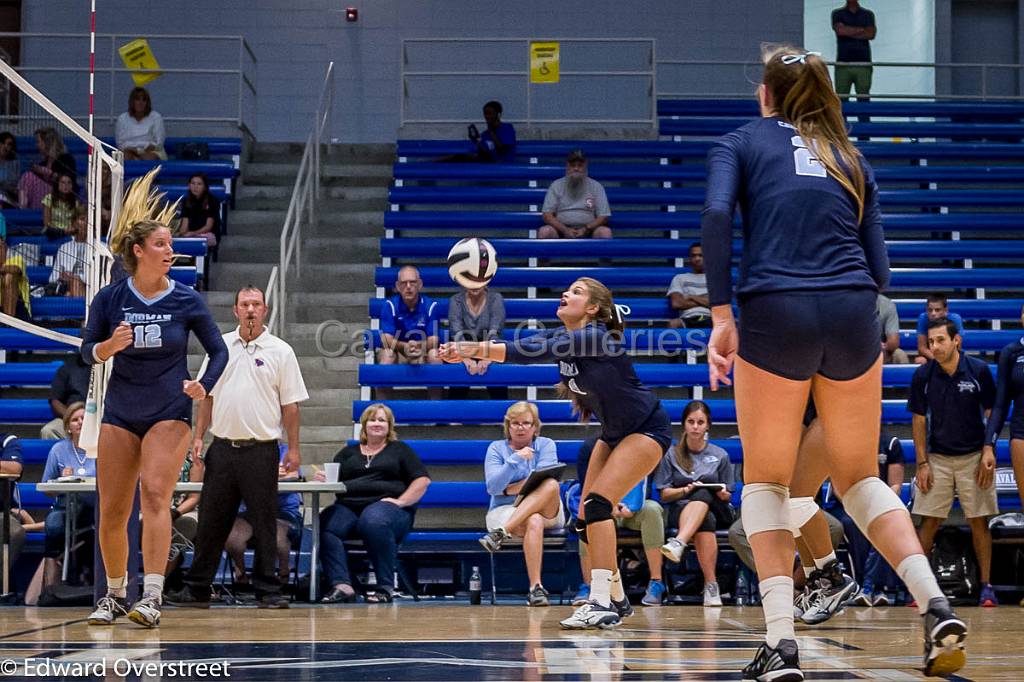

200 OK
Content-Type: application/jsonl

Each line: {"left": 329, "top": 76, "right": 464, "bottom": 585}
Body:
{"left": 793, "top": 586, "right": 812, "bottom": 619}
{"left": 660, "top": 537, "right": 685, "bottom": 563}
{"left": 127, "top": 592, "right": 162, "bottom": 628}
{"left": 88, "top": 595, "right": 129, "bottom": 625}
{"left": 559, "top": 600, "right": 622, "bottom": 630}
{"left": 703, "top": 581, "right": 723, "bottom": 607}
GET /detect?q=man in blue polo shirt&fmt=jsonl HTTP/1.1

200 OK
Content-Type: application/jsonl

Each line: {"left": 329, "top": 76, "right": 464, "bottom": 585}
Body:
{"left": 378, "top": 265, "right": 442, "bottom": 399}
{"left": 915, "top": 293, "right": 965, "bottom": 365}
{"left": 909, "top": 317, "right": 999, "bottom": 607}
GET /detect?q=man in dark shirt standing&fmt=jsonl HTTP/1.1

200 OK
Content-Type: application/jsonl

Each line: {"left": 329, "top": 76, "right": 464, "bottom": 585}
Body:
{"left": 832, "top": 1, "right": 876, "bottom": 103}
{"left": 908, "top": 318, "right": 999, "bottom": 607}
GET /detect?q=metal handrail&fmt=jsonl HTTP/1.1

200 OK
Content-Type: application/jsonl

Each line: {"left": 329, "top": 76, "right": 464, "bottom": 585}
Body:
{"left": 268, "top": 61, "right": 334, "bottom": 339}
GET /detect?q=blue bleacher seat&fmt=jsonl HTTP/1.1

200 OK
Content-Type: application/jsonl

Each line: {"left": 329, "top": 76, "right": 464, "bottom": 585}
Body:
{"left": 0, "top": 400, "right": 58, "bottom": 422}
{"left": 0, "top": 361, "right": 62, "bottom": 386}
{"left": 5, "top": 236, "right": 207, "bottom": 260}
{"left": 375, "top": 266, "right": 1024, "bottom": 290}
{"left": 363, "top": 328, "right": 705, "bottom": 353}
{"left": 16, "top": 482, "right": 51, "bottom": 510}
{"left": 18, "top": 137, "right": 242, "bottom": 159}
{"left": 24, "top": 265, "right": 196, "bottom": 288}
{"left": 0, "top": 327, "right": 79, "bottom": 350}
{"left": 353, "top": 399, "right": 913, "bottom": 425}
{"left": 16, "top": 439, "right": 57, "bottom": 465}
{"left": 123, "top": 160, "right": 239, "bottom": 181}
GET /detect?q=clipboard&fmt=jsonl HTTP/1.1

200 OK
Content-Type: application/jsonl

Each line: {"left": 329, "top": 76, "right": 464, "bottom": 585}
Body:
{"left": 691, "top": 482, "right": 726, "bottom": 491}
{"left": 513, "top": 464, "right": 567, "bottom": 506}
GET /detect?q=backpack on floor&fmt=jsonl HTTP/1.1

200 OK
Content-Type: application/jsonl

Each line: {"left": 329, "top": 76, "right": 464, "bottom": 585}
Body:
{"left": 929, "top": 527, "right": 978, "bottom": 606}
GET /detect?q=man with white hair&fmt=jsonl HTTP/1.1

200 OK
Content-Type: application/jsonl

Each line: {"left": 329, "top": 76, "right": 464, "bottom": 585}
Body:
{"left": 538, "top": 150, "right": 612, "bottom": 239}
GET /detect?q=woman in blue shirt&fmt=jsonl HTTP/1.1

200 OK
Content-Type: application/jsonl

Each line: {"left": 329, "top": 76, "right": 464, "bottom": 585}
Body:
{"left": 702, "top": 45, "right": 965, "bottom": 679}
{"left": 480, "top": 401, "right": 563, "bottom": 607}
{"left": 442, "top": 277, "right": 671, "bottom": 630}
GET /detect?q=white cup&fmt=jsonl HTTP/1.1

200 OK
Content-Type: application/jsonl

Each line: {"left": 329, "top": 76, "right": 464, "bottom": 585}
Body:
{"left": 324, "top": 462, "right": 340, "bottom": 483}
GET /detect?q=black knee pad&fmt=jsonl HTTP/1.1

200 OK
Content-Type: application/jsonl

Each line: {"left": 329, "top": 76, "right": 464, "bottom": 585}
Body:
{"left": 583, "top": 492, "right": 614, "bottom": 524}
{"left": 572, "top": 517, "right": 588, "bottom": 544}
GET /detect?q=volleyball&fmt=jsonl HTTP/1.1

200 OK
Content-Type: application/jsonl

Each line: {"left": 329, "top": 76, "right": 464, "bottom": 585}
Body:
{"left": 447, "top": 237, "right": 498, "bottom": 289}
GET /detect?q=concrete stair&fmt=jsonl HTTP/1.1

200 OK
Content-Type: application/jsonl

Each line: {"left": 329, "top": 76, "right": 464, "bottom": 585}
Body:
{"left": 198, "top": 141, "right": 392, "bottom": 464}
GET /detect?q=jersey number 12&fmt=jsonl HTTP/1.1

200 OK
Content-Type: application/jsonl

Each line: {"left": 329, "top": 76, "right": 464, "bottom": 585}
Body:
{"left": 791, "top": 135, "right": 827, "bottom": 178}
{"left": 133, "top": 324, "right": 163, "bottom": 348}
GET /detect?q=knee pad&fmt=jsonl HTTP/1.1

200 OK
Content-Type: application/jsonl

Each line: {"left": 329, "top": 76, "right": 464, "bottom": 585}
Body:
{"left": 740, "top": 482, "right": 791, "bottom": 538}
{"left": 788, "top": 496, "right": 820, "bottom": 538}
{"left": 583, "top": 492, "right": 614, "bottom": 524}
{"left": 840, "top": 476, "right": 907, "bottom": 535}
{"left": 572, "top": 517, "right": 588, "bottom": 544}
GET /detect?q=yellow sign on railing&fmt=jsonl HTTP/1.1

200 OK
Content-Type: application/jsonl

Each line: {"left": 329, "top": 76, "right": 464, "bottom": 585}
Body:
{"left": 118, "top": 38, "right": 162, "bottom": 87}
{"left": 530, "top": 41, "right": 560, "bottom": 83}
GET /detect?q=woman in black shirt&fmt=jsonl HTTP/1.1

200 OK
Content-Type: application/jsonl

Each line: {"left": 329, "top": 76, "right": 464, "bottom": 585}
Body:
{"left": 177, "top": 173, "right": 220, "bottom": 247}
{"left": 317, "top": 403, "right": 430, "bottom": 603}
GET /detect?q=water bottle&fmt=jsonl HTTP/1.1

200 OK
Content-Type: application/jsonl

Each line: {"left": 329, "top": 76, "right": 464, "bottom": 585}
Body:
{"left": 735, "top": 570, "right": 749, "bottom": 606}
{"left": 469, "top": 566, "right": 482, "bottom": 605}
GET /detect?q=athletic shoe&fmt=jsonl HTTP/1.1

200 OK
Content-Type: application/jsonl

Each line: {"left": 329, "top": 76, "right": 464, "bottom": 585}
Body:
{"left": 799, "top": 561, "right": 858, "bottom": 625}
{"left": 528, "top": 584, "right": 550, "bottom": 607}
{"left": 258, "top": 593, "right": 291, "bottom": 609}
{"left": 612, "top": 596, "right": 634, "bottom": 619}
{"left": 979, "top": 583, "right": 999, "bottom": 607}
{"left": 641, "top": 579, "right": 666, "bottom": 606}
{"left": 703, "top": 581, "right": 723, "bottom": 607}
{"left": 87, "top": 595, "right": 130, "bottom": 625}
{"left": 922, "top": 596, "right": 967, "bottom": 677}
{"left": 559, "top": 600, "right": 622, "bottom": 630}
{"left": 573, "top": 583, "right": 591, "bottom": 606}
{"left": 851, "top": 587, "right": 873, "bottom": 607}
{"left": 793, "top": 586, "right": 812, "bottom": 619}
{"left": 871, "top": 591, "right": 891, "bottom": 607}
{"left": 660, "top": 537, "right": 685, "bottom": 563}
{"left": 478, "top": 527, "right": 511, "bottom": 553}
{"left": 741, "top": 638, "right": 803, "bottom": 681}
{"left": 127, "top": 592, "right": 162, "bottom": 628}
{"left": 164, "top": 587, "right": 211, "bottom": 609}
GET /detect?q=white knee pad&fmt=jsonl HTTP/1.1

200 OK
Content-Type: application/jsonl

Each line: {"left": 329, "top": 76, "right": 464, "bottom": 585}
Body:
{"left": 840, "top": 476, "right": 907, "bottom": 535}
{"left": 788, "top": 496, "right": 820, "bottom": 538}
{"left": 740, "top": 483, "right": 791, "bottom": 538}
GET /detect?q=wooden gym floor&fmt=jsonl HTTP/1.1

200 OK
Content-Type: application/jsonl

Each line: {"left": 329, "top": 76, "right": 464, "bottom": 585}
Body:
{"left": 0, "top": 603, "right": 1019, "bottom": 680}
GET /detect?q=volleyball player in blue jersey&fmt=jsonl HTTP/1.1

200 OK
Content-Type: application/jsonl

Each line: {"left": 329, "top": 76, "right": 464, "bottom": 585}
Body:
{"left": 440, "top": 277, "right": 672, "bottom": 629}
{"left": 984, "top": 306, "right": 1024, "bottom": 531}
{"left": 702, "top": 45, "right": 966, "bottom": 680}
{"left": 81, "top": 171, "right": 228, "bottom": 627}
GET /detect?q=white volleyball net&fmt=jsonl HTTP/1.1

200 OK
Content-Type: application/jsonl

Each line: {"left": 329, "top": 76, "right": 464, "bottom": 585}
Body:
{"left": 0, "top": 59, "right": 124, "bottom": 455}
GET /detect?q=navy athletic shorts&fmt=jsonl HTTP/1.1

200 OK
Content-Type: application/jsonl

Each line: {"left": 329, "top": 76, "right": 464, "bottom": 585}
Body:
{"left": 738, "top": 288, "right": 880, "bottom": 382}
{"left": 603, "top": 404, "right": 673, "bottom": 455}
{"left": 103, "top": 405, "right": 192, "bottom": 439}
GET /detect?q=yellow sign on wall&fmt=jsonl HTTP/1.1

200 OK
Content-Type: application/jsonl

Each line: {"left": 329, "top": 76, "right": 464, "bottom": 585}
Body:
{"left": 118, "top": 39, "right": 162, "bottom": 87}
{"left": 530, "top": 42, "right": 560, "bottom": 83}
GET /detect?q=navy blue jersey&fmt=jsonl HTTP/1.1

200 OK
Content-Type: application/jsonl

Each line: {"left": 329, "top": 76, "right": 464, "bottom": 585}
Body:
{"left": 985, "top": 339, "right": 1024, "bottom": 446}
{"left": 81, "top": 278, "right": 228, "bottom": 423}
{"left": 702, "top": 117, "right": 889, "bottom": 306}
{"left": 503, "top": 323, "right": 662, "bottom": 443}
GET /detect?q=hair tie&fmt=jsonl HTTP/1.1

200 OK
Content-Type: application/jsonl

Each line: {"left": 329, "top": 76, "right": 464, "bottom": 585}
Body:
{"left": 780, "top": 51, "right": 821, "bottom": 65}
{"left": 613, "top": 304, "right": 631, "bottom": 324}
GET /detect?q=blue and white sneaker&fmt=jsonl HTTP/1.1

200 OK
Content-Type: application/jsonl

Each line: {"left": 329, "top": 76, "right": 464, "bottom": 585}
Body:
{"left": 851, "top": 587, "right": 874, "bottom": 607}
{"left": 798, "top": 561, "right": 858, "bottom": 625}
{"left": 641, "top": 579, "right": 666, "bottom": 606}
{"left": 559, "top": 600, "right": 622, "bottom": 630}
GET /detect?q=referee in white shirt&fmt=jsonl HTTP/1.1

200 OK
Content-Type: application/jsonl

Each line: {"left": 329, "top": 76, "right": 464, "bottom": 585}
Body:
{"left": 167, "top": 285, "right": 308, "bottom": 609}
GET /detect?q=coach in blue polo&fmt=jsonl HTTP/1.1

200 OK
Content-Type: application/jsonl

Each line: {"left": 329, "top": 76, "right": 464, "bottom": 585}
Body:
{"left": 908, "top": 316, "right": 999, "bottom": 606}
{"left": 378, "top": 265, "right": 442, "bottom": 399}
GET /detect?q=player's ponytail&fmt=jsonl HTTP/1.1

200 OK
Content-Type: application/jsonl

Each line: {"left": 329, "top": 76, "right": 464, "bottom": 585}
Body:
{"left": 109, "top": 166, "right": 180, "bottom": 274}
{"left": 761, "top": 43, "right": 866, "bottom": 224}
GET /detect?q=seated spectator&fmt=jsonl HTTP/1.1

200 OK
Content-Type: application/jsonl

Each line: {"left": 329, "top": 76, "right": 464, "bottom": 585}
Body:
{"left": 538, "top": 150, "right": 611, "bottom": 239}
{"left": 447, "top": 282, "right": 508, "bottom": 400}
{"left": 470, "top": 100, "right": 516, "bottom": 162}
{"left": 41, "top": 342, "right": 91, "bottom": 440}
{"left": 0, "top": 217, "right": 29, "bottom": 318}
{"left": 42, "top": 172, "right": 79, "bottom": 239}
{"left": 378, "top": 266, "right": 442, "bottom": 399}
{"left": 227, "top": 445, "right": 303, "bottom": 588}
{"left": 18, "top": 127, "right": 76, "bottom": 210}
{"left": 666, "top": 243, "right": 711, "bottom": 329}
{"left": 477, "top": 401, "right": 563, "bottom": 607}
{"left": 0, "top": 429, "right": 25, "bottom": 568}
{"left": 845, "top": 426, "right": 905, "bottom": 606}
{"left": 116, "top": 87, "right": 167, "bottom": 160}
{"left": 728, "top": 509, "right": 845, "bottom": 582}
{"left": 165, "top": 448, "right": 202, "bottom": 589}
{"left": 910, "top": 317, "right": 999, "bottom": 607}
{"left": 877, "top": 293, "right": 908, "bottom": 364}
{"left": 0, "top": 132, "right": 20, "bottom": 207}
{"left": 48, "top": 208, "right": 90, "bottom": 298}
{"left": 915, "top": 293, "right": 964, "bottom": 364}
{"left": 573, "top": 436, "right": 666, "bottom": 607}
{"left": 176, "top": 173, "right": 220, "bottom": 248}
{"left": 655, "top": 400, "right": 735, "bottom": 607}
{"left": 317, "top": 404, "right": 430, "bottom": 603}
{"left": 37, "top": 403, "right": 95, "bottom": 595}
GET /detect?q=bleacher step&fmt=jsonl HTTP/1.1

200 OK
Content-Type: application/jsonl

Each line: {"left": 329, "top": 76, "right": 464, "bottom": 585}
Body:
{"left": 221, "top": 236, "right": 379, "bottom": 264}
{"left": 244, "top": 162, "right": 392, "bottom": 187}
{"left": 212, "top": 262, "right": 375, "bottom": 292}
{"left": 235, "top": 193, "right": 385, "bottom": 213}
